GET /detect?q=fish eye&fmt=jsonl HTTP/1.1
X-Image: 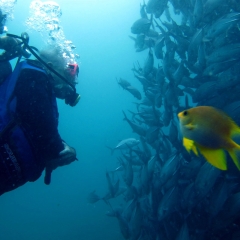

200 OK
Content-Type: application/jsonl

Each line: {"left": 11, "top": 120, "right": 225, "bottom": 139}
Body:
{"left": 183, "top": 111, "right": 188, "bottom": 116}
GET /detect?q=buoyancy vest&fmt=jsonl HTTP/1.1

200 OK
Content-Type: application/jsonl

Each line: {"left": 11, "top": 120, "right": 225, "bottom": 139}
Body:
{"left": 0, "top": 60, "right": 57, "bottom": 184}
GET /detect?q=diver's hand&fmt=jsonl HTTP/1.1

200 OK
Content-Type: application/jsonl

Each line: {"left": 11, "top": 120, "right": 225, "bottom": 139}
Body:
{"left": 49, "top": 142, "right": 76, "bottom": 170}
{"left": 0, "top": 36, "right": 20, "bottom": 51}
{"left": 0, "top": 36, "right": 21, "bottom": 60}
{"left": 44, "top": 142, "right": 77, "bottom": 185}
{"left": 0, "top": 36, "right": 31, "bottom": 60}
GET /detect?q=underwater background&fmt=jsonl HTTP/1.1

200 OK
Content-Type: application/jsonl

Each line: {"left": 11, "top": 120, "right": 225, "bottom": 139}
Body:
{"left": 2, "top": 0, "right": 240, "bottom": 239}
{"left": 0, "top": 0, "right": 141, "bottom": 239}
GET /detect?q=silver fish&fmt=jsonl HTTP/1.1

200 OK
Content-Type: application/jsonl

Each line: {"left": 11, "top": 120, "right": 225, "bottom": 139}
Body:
{"left": 108, "top": 138, "right": 140, "bottom": 155}
{"left": 158, "top": 186, "right": 179, "bottom": 221}
{"left": 131, "top": 18, "right": 151, "bottom": 34}
{"left": 176, "top": 222, "right": 190, "bottom": 240}
{"left": 194, "top": 161, "right": 221, "bottom": 200}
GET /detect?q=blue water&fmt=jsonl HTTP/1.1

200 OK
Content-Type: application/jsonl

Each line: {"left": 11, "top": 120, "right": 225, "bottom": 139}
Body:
{"left": 0, "top": 0, "right": 143, "bottom": 239}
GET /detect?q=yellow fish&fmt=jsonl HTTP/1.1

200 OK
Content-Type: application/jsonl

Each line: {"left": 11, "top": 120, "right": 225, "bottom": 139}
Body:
{"left": 178, "top": 106, "right": 240, "bottom": 170}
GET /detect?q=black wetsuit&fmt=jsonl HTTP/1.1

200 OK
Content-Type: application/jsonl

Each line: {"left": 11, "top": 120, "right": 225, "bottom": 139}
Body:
{"left": 0, "top": 60, "right": 64, "bottom": 195}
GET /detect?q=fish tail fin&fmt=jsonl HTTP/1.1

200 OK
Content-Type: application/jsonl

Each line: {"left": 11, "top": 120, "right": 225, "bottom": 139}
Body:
{"left": 106, "top": 146, "right": 114, "bottom": 155}
{"left": 228, "top": 144, "right": 240, "bottom": 171}
{"left": 122, "top": 110, "right": 127, "bottom": 121}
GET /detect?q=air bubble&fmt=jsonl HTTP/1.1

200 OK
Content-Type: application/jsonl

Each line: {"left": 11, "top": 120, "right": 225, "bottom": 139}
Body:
{"left": 0, "top": 0, "right": 17, "bottom": 20}
{"left": 26, "top": 0, "right": 78, "bottom": 64}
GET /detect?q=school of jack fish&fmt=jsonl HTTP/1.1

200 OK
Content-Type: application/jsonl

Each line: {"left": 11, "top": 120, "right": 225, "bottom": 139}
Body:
{"left": 88, "top": 0, "right": 240, "bottom": 239}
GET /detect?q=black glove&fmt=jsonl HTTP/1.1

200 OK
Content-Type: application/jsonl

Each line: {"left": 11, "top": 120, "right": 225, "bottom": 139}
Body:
{"left": 44, "top": 142, "right": 77, "bottom": 185}
{"left": 0, "top": 36, "right": 31, "bottom": 61}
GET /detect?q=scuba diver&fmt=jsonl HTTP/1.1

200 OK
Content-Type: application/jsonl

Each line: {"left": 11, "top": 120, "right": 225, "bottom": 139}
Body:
{"left": 0, "top": 10, "right": 80, "bottom": 195}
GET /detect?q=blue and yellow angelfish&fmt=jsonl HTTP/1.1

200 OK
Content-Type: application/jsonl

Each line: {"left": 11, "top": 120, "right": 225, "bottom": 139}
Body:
{"left": 178, "top": 106, "right": 240, "bottom": 170}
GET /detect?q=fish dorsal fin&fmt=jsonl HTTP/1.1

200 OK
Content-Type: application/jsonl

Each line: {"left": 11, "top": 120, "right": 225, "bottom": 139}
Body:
{"left": 183, "top": 137, "right": 198, "bottom": 156}
{"left": 197, "top": 145, "right": 227, "bottom": 170}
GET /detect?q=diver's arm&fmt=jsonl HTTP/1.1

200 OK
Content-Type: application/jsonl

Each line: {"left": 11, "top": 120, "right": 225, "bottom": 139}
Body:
{"left": 15, "top": 68, "right": 77, "bottom": 184}
{"left": 15, "top": 68, "right": 64, "bottom": 159}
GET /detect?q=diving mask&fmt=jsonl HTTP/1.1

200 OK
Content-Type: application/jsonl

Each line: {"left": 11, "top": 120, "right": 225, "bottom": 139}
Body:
{"left": 67, "top": 63, "right": 79, "bottom": 82}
